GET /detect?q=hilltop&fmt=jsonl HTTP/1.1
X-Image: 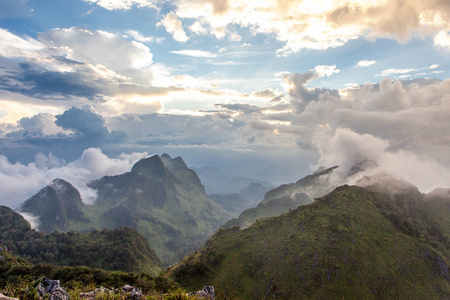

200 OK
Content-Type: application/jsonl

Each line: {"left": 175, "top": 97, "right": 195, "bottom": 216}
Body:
{"left": 167, "top": 177, "right": 450, "bottom": 299}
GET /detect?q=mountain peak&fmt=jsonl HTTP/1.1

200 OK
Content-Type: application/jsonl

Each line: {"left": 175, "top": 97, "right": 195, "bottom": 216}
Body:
{"left": 161, "top": 153, "right": 172, "bottom": 160}
{"left": 131, "top": 155, "right": 168, "bottom": 179}
{"left": 18, "top": 178, "right": 85, "bottom": 232}
{"left": 356, "top": 173, "right": 421, "bottom": 197}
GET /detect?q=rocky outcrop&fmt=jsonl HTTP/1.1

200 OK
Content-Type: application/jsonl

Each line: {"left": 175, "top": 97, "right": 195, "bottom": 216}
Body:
{"left": 122, "top": 285, "right": 142, "bottom": 300}
{"left": 196, "top": 286, "right": 215, "bottom": 299}
{"left": 36, "top": 277, "right": 69, "bottom": 300}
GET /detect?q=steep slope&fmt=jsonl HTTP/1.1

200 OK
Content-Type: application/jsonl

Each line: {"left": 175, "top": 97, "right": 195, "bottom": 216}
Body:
{"left": 87, "top": 154, "right": 231, "bottom": 265}
{"left": 0, "top": 206, "right": 161, "bottom": 275}
{"left": 167, "top": 183, "right": 450, "bottom": 299}
{"left": 222, "top": 166, "right": 337, "bottom": 229}
{"left": 18, "top": 179, "right": 88, "bottom": 232}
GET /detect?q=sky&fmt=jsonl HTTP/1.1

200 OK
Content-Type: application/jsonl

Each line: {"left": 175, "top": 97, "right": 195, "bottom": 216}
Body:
{"left": 1, "top": 0, "right": 450, "bottom": 207}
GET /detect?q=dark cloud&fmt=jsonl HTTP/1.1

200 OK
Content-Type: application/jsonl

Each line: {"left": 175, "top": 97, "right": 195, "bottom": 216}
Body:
{"left": 2, "top": 63, "right": 103, "bottom": 100}
{"left": 55, "top": 107, "right": 121, "bottom": 140}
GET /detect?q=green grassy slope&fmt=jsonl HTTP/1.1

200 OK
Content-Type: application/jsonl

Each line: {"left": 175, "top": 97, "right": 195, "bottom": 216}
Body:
{"left": 0, "top": 206, "right": 161, "bottom": 275}
{"left": 167, "top": 184, "right": 450, "bottom": 299}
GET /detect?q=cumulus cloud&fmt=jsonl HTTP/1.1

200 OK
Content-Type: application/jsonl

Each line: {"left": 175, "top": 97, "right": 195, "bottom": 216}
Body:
{"left": 169, "top": 0, "right": 450, "bottom": 54}
{"left": 283, "top": 69, "right": 340, "bottom": 111}
{"left": 0, "top": 148, "right": 149, "bottom": 208}
{"left": 434, "top": 31, "right": 450, "bottom": 48}
{"left": 55, "top": 106, "right": 110, "bottom": 139}
{"left": 158, "top": 12, "right": 189, "bottom": 42}
{"left": 8, "top": 113, "right": 66, "bottom": 138}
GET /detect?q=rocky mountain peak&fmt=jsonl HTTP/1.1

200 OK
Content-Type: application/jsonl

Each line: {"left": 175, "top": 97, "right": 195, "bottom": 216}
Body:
{"left": 131, "top": 155, "right": 168, "bottom": 179}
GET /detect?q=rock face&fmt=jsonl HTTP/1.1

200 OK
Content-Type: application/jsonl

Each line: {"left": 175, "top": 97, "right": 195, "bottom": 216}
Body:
{"left": 18, "top": 179, "right": 86, "bottom": 232}
{"left": 36, "top": 277, "right": 69, "bottom": 300}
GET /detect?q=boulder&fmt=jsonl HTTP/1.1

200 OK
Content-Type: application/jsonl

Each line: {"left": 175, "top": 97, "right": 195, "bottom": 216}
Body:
{"left": 196, "top": 286, "right": 215, "bottom": 300}
{"left": 122, "top": 285, "right": 142, "bottom": 300}
{"left": 36, "top": 277, "right": 69, "bottom": 300}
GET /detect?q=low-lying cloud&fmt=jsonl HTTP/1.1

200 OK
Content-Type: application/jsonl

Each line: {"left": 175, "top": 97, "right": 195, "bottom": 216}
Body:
{"left": 0, "top": 148, "right": 149, "bottom": 208}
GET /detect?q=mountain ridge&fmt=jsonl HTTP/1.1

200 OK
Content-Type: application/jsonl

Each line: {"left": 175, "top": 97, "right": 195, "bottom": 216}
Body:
{"left": 167, "top": 179, "right": 450, "bottom": 299}
{"left": 17, "top": 154, "right": 231, "bottom": 266}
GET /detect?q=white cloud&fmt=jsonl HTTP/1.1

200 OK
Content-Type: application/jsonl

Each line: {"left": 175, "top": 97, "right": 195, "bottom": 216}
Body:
{"left": 83, "top": 0, "right": 157, "bottom": 10}
{"left": 158, "top": 12, "right": 189, "bottom": 42}
{"left": 377, "top": 68, "right": 417, "bottom": 77}
{"left": 0, "top": 28, "right": 44, "bottom": 59}
{"left": 19, "top": 212, "right": 40, "bottom": 229}
{"left": 38, "top": 27, "right": 154, "bottom": 72}
{"left": 170, "top": 0, "right": 450, "bottom": 53}
{"left": 171, "top": 49, "right": 218, "bottom": 58}
{"left": 355, "top": 60, "right": 376, "bottom": 68}
{"left": 126, "top": 30, "right": 158, "bottom": 43}
{"left": 189, "top": 21, "right": 208, "bottom": 35}
{"left": 314, "top": 65, "right": 340, "bottom": 77}
{"left": 434, "top": 31, "right": 450, "bottom": 48}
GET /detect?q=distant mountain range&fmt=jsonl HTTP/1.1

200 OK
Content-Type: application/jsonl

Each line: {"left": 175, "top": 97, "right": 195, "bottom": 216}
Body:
{"left": 167, "top": 175, "right": 450, "bottom": 299}
{"left": 222, "top": 166, "right": 338, "bottom": 229}
{"left": 192, "top": 166, "right": 272, "bottom": 194}
{"left": 209, "top": 182, "right": 271, "bottom": 217}
{"left": 17, "top": 154, "right": 231, "bottom": 266}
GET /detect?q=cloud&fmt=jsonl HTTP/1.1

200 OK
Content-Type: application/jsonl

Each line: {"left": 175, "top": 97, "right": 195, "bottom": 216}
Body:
{"left": 0, "top": 148, "right": 149, "bottom": 208}
{"left": 8, "top": 113, "right": 65, "bottom": 138}
{"left": 55, "top": 106, "right": 111, "bottom": 139}
{"left": 158, "top": 12, "right": 189, "bottom": 42}
{"left": 170, "top": 0, "right": 450, "bottom": 53}
{"left": 19, "top": 212, "right": 40, "bottom": 229}
{"left": 283, "top": 69, "right": 340, "bottom": 111}
{"left": 171, "top": 49, "right": 218, "bottom": 58}
{"left": 314, "top": 65, "right": 340, "bottom": 77}
{"left": 434, "top": 31, "right": 450, "bottom": 48}
{"left": 83, "top": 0, "right": 157, "bottom": 10}
{"left": 38, "top": 27, "right": 153, "bottom": 71}
{"left": 355, "top": 60, "right": 376, "bottom": 68}
{"left": 0, "top": 28, "right": 44, "bottom": 59}
{"left": 313, "top": 128, "right": 450, "bottom": 193}
{"left": 126, "top": 30, "right": 161, "bottom": 43}
{"left": 378, "top": 68, "right": 417, "bottom": 77}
